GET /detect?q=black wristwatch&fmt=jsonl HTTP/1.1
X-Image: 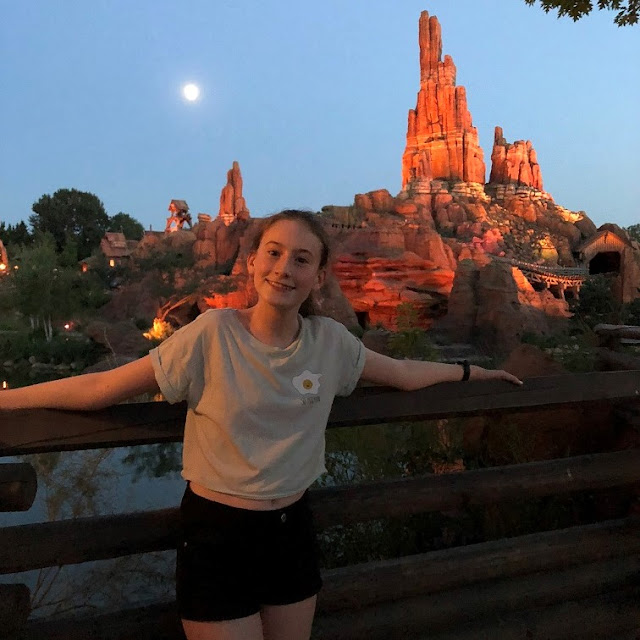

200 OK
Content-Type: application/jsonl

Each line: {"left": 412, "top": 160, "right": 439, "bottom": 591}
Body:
{"left": 457, "top": 359, "right": 470, "bottom": 381}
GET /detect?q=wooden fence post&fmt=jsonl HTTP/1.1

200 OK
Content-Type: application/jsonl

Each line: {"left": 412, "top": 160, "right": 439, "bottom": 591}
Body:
{"left": 0, "top": 583, "right": 31, "bottom": 634}
{"left": 0, "top": 462, "right": 37, "bottom": 512}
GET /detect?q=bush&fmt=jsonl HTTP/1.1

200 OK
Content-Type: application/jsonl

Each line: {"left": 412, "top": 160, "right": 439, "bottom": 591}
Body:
{"left": 569, "top": 274, "right": 620, "bottom": 328}
{"left": 0, "top": 331, "right": 107, "bottom": 366}
{"left": 387, "top": 303, "right": 438, "bottom": 360}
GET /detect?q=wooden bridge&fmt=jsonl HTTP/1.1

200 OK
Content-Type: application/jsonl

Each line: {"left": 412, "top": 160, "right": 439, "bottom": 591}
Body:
{"left": 1, "top": 371, "right": 639, "bottom": 639}
{"left": 492, "top": 256, "right": 589, "bottom": 298}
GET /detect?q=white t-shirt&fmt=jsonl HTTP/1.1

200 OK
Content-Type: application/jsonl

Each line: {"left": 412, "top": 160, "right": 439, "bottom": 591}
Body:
{"left": 150, "top": 309, "right": 366, "bottom": 499}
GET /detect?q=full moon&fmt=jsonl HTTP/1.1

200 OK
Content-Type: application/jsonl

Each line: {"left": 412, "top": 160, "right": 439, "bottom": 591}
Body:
{"left": 182, "top": 83, "right": 200, "bottom": 102}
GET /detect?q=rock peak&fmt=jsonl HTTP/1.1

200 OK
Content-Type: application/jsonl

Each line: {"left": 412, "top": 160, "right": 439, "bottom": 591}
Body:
{"left": 218, "top": 161, "right": 250, "bottom": 226}
{"left": 489, "top": 126, "right": 544, "bottom": 191}
{"left": 402, "top": 11, "right": 485, "bottom": 188}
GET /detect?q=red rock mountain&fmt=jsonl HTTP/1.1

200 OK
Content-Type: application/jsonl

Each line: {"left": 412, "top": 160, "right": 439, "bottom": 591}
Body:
{"left": 108, "top": 12, "right": 639, "bottom": 355}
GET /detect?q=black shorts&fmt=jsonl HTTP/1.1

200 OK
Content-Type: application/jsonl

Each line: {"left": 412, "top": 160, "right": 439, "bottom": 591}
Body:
{"left": 176, "top": 484, "right": 323, "bottom": 622}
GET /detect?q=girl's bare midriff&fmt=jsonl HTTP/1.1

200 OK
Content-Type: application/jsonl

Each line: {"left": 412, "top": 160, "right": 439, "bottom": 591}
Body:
{"left": 189, "top": 480, "right": 305, "bottom": 511}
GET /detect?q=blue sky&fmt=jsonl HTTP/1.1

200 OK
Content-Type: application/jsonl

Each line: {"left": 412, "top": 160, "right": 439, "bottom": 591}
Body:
{"left": 2, "top": 0, "right": 639, "bottom": 231}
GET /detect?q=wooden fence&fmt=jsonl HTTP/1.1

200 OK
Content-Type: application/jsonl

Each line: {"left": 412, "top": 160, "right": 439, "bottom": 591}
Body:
{"left": 1, "top": 370, "right": 639, "bottom": 639}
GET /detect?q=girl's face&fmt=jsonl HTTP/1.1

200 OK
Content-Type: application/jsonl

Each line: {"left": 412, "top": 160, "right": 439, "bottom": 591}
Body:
{"left": 248, "top": 219, "right": 326, "bottom": 313}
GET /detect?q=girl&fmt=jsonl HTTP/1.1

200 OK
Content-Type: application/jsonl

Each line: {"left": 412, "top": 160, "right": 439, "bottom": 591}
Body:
{"left": 0, "top": 210, "right": 521, "bottom": 640}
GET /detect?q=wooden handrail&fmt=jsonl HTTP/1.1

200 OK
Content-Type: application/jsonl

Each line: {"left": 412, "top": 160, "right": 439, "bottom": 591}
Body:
{"left": 317, "top": 516, "right": 640, "bottom": 612}
{"left": 1, "top": 371, "right": 639, "bottom": 456}
{"left": 19, "top": 518, "right": 640, "bottom": 640}
{"left": 2, "top": 450, "right": 639, "bottom": 575}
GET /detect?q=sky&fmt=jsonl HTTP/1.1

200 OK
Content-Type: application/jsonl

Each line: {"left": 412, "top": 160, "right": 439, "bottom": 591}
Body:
{"left": 2, "top": 0, "right": 639, "bottom": 232}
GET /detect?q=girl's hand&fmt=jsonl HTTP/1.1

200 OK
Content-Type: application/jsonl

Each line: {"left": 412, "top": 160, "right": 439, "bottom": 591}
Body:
{"left": 471, "top": 366, "right": 523, "bottom": 385}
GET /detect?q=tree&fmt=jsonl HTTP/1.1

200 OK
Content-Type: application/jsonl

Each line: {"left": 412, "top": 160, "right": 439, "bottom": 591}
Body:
{"left": 108, "top": 212, "right": 145, "bottom": 240}
{"left": 523, "top": 0, "right": 639, "bottom": 25}
{"left": 0, "top": 221, "right": 32, "bottom": 251}
{"left": 625, "top": 223, "right": 640, "bottom": 242}
{"left": 8, "top": 233, "right": 107, "bottom": 339}
{"left": 30, "top": 189, "right": 109, "bottom": 260}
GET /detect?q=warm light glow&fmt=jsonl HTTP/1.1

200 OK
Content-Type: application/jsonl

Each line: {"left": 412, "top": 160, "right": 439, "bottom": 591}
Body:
{"left": 64, "top": 323, "right": 71, "bottom": 330}
{"left": 143, "top": 318, "right": 175, "bottom": 342}
{"left": 0, "top": 263, "right": 6, "bottom": 271}
{"left": 109, "top": 259, "right": 116, "bottom": 268}
{"left": 1, "top": 381, "right": 7, "bottom": 390}
{"left": 13, "top": 265, "right": 18, "bottom": 270}
{"left": 182, "top": 83, "right": 200, "bottom": 102}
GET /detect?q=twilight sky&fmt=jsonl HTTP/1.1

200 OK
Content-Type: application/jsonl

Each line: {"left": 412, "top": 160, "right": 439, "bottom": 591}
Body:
{"left": 2, "top": 0, "right": 639, "bottom": 231}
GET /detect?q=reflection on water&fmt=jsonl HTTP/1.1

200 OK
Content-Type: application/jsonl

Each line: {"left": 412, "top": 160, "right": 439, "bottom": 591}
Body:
{"left": 1, "top": 369, "right": 186, "bottom": 618}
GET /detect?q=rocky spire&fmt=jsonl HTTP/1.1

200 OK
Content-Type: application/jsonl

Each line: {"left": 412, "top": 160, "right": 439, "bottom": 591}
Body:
{"left": 218, "top": 161, "right": 250, "bottom": 226}
{"left": 401, "top": 11, "right": 485, "bottom": 188}
{"left": 0, "top": 238, "right": 8, "bottom": 271}
{"left": 489, "top": 126, "right": 543, "bottom": 190}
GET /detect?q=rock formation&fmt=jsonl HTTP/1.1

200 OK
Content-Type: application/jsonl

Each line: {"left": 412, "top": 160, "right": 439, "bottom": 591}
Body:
{"left": 192, "top": 162, "right": 251, "bottom": 270}
{"left": 0, "top": 239, "right": 8, "bottom": 271}
{"left": 401, "top": 11, "right": 486, "bottom": 188}
{"left": 109, "top": 12, "right": 640, "bottom": 351}
{"left": 489, "top": 126, "right": 543, "bottom": 191}
{"left": 218, "top": 161, "right": 250, "bottom": 226}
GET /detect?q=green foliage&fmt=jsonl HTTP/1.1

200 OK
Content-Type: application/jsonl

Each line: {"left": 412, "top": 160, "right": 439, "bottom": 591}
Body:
{"left": 625, "top": 223, "right": 640, "bottom": 242}
{"left": 0, "top": 220, "right": 32, "bottom": 251}
{"left": 521, "top": 328, "right": 598, "bottom": 373}
{"left": 569, "top": 274, "right": 620, "bottom": 328}
{"left": 108, "top": 212, "right": 145, "bottom": 240}
{"left": 0, "top": 330, "right": 106, "bottom": 366}
{"left": 5, "top": 233, "right": 109, "bottom": 340}
{"left": 620, "top": 297, "right": 640, "bottom": 325}
{"left": 387, "top": 302, "right": 438, "bottom": 360}
{"left": 30, "top": 188, "right": 109, "bottom": 260}
{"left": 523, "top": 0, "right": 640, "bottom": 25}
{"left": 132, "top": 248, "right": 195, "bottom": 275}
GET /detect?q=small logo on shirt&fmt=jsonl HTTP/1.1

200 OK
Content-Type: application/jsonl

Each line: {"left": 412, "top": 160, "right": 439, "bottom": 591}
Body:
{"left": 292, "top": 370, "right": 322, "bottom": 395}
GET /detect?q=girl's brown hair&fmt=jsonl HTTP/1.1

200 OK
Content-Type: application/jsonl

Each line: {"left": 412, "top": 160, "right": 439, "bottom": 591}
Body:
{"left": 250, "top": 209, "right": 331, "bottom": 316}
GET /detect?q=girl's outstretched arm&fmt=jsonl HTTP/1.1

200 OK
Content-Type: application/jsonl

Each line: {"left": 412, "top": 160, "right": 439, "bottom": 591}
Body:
{"left": 0, "top": 355, "right": 160, "bottom": 411}
{"left": 360, "top": 348, "right": 522, "bottom": 390}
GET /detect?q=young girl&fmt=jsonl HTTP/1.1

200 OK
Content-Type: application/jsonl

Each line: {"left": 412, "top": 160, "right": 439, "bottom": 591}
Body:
{"left": 0, "top": 210, "right": 521, "bottom": 640}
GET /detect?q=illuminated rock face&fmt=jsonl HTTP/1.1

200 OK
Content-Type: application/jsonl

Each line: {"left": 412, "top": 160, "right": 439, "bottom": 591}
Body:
{"left": 193, "top": 161, "right": 251, "bottom": 269}
{"left": 0, "top": 239, "right": 8, "bottom": 271}
{"left": 218, "top": 161, "right": 250, "bottom": 226}
{"left": 402, "top": 11, "right": 486, "bottom": 188}
{"left": 489, "top": 127, "right": 543, "bottom": 190}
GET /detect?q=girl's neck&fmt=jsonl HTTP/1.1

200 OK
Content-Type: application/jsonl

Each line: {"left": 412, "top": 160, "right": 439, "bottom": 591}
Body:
{"left": 239, "top": 305, "right": 301, "bottom": 348}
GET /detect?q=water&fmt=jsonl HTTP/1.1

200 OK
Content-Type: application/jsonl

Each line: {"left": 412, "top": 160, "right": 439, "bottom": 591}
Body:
{"left": 1, "top": 370, "right": 186, "bottom": 618}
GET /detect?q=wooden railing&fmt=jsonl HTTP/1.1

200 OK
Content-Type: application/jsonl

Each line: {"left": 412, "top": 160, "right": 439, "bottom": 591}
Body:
{"left": 1, "top": 371, "right": 640, "bottom": 639}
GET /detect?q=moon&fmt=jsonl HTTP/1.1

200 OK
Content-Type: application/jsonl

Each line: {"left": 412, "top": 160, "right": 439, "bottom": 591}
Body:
{"left": 182, "top": 83, "right": 200, "bottom": 102}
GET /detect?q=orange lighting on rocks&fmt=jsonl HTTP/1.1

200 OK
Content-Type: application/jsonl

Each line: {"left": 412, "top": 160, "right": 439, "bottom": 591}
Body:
{"left": 143, "top": 318, "right": 175, "bottom": 342}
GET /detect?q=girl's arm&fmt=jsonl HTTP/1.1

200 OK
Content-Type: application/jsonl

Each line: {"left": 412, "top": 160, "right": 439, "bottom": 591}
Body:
{"left": 0, "top": 355, "right": 160, "bottom": 411}
{"left": 360, "top": 348, "right": 522, "bottom": 390}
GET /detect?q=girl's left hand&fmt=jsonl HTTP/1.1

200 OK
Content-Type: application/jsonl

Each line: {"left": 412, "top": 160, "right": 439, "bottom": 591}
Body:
{"left": 471, "top": 366, "right": 523, "bottom": 386}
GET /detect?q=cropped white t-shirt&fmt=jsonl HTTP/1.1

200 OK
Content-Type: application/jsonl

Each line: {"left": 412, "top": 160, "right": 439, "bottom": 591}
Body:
{"left": 150, "top": 309, "right": 366, "bottom": 499}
